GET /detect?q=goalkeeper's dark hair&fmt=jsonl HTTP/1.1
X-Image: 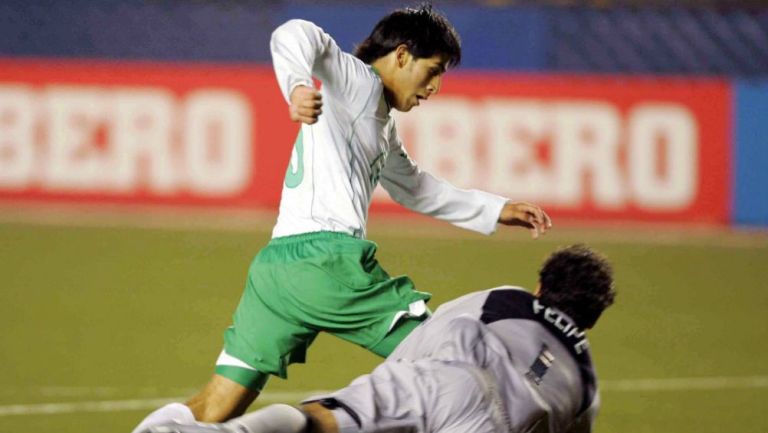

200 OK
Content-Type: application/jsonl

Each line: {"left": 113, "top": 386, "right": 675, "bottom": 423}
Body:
{"left": 354, "top": 4, "right": 461, "bottom": 68}
{"left": 538, "top": 244, "right": 616, "bottom": 329}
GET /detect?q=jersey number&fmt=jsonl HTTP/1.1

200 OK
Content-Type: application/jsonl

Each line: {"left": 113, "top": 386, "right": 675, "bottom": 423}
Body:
{"left": 285, "top": 129, "right": 304, "bottom": 188}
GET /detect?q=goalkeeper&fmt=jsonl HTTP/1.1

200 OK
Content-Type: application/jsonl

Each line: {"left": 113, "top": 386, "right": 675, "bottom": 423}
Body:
{"left": 132, "top": 5, "right": 551, "bottom": 431}
{"left": 143, "top": 245, "right": 615, "bottom": 433}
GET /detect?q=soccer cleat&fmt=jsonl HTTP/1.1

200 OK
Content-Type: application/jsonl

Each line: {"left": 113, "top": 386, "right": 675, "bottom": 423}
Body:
{"left": 141, "top": 421, "right": 240, "bottom": 433}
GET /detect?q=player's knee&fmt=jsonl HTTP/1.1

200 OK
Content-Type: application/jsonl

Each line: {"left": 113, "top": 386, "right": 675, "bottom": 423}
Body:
{"left": 185, "top": 375, "right": 259, "bottom": 422}
{"left": 185, "top": 391, "right": 232, "bottom": 422}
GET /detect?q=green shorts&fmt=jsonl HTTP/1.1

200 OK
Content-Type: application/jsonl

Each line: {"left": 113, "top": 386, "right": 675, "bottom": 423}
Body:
{"left": 216, "top": 231, "right": 431, "bottom": 389}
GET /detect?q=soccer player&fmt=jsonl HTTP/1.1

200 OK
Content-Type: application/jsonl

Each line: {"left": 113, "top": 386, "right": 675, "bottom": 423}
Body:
{"left": 141, "top": 244, "right": 616, "bottom": 433}
{"left": 132, "top": 5, "right": 552, "bottom": 431}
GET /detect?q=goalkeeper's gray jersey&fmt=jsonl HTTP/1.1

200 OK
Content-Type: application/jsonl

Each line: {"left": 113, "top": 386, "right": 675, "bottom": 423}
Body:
{"left": 390, "top": 287, "right": 599, "bottom": 433}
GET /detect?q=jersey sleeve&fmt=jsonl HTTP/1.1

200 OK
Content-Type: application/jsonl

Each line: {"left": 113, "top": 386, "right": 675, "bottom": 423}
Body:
{"left": 380, "top": 134, "right": 508, "bottom": 235}
{"left": 270, "top": 19, "right": 372, "bottom": 110}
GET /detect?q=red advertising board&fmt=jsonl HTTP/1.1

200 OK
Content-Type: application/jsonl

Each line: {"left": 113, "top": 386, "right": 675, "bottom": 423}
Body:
{"left": 0, "top": 59, "right": 732, "bottom": 224}
{"left": 0, "top": 58, "right": 296, "bottom": 209}
{"left": 391, "top": 73, "right": 732, "bottom": 224}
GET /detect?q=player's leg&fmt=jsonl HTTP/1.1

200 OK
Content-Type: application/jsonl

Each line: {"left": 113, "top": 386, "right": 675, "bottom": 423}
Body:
{"left": 293, "top": 234, "right": 432, "bottom": 358}
{"left": 194, "top": 300, "right": 316, "bottom": 421}
{"left": 131, "top": 369, "right": 265, "bottom": 432}
{"left": 185, "top": 374, "right": 260, "bottom": 421}
{"left": 300, "top": 360, "right": 428, "bottom": 433}
{"left": 189, "top": 241, "right": 320, "bottom": 420}
{"left": 132, "top": 255, "right": 316, "bottom": 430}
{"left": 329, "top": 275, "right": 431, "bottom": 360}
{"left": 139, "top": 404, "right": 312, "bottom": 433}
{"left": 132, "top": 341, "right": 308, "bottom": 429}
{"left": 141, "top": 359, "right": 497, "bottom": 433}
{"left": 300, "top": 359, "right": 504, "bottom": 433}
{"left": 255, "top": 232, "right": 431, "bottom": 361}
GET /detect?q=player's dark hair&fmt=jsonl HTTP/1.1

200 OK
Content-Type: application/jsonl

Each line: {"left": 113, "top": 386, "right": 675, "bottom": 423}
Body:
{"left": 355, "top": 4, "right": 461, "bottom": 67}
{"left": 538, "top": 244, "right": 616, "bottom": 329}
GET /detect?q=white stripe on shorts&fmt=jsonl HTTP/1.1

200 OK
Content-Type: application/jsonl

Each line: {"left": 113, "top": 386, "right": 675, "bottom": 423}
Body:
{"left": 387, "top": 300, "right": 429, "bottom": 331}
{"left": 215, "top": 350, "right": 257, "bottom": 370}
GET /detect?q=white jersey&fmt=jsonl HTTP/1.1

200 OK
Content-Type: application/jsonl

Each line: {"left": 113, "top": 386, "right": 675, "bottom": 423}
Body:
{"left": 270, "top": 20, "right": 508, "bottom": 239}
{"left": 390, "top": 287, "right": 600, "bottom": 433}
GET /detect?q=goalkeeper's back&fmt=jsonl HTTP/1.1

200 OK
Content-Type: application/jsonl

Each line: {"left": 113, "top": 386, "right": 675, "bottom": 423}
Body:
{"left": 390, "top": 287, "right": 596, "bottom": 433}
{"left": 390, "top": 246, "right": 616, "bottom": 433}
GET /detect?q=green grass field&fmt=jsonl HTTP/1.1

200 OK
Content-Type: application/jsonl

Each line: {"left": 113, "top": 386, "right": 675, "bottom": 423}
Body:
{"left": 1, "top": 214, "right": 767, "bottom": 433}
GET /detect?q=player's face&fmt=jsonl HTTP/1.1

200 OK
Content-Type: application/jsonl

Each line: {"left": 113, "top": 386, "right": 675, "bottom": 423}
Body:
{"left": 391, "top": 52, "right": 447, "bottom": 112}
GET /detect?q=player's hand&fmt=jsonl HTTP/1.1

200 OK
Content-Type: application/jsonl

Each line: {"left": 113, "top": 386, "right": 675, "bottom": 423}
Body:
{"left": 289, "top": 85, "right": 323, "bottom": 124}
{"left": 498, "top": 201, "right": 552, "bottom": 239}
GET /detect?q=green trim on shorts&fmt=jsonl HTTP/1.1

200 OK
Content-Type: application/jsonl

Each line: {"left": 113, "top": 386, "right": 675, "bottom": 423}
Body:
{"left": 221, "top": 230, "right": 432, "bottom": 381}
{"left": 215, "top": 366, "right": 269, "bottom": 391}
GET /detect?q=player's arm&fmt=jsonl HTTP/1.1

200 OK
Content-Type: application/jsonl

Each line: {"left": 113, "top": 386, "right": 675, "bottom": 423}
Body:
{"left": 270, "top": 19, "right": 370, "bottom": 125}
{"left": 380, "top": 135, "right": 550, "bottom": 237}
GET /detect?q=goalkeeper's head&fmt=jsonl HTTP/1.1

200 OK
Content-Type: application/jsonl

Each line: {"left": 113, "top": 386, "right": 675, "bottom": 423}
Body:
{"left": 537, "top": 245, "right": 617, "bottom": 330}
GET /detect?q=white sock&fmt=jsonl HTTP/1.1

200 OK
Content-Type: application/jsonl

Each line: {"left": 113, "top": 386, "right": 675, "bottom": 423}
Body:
{"left": 225, "top": 404, "right": 307, "bottom": 433}
{"left": 131, "top": 402, "right": 195, "bottom": 433}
